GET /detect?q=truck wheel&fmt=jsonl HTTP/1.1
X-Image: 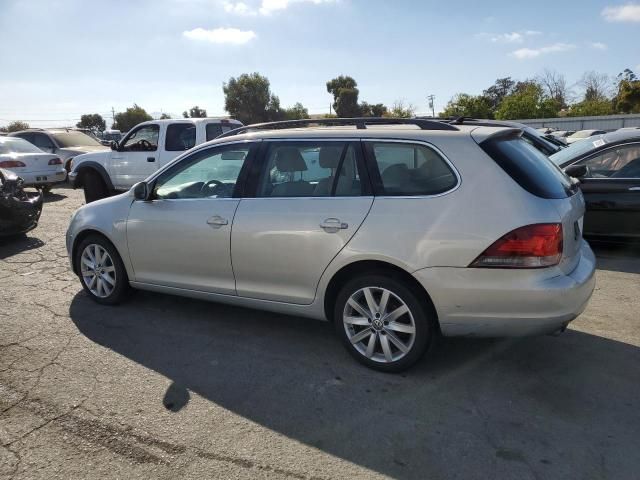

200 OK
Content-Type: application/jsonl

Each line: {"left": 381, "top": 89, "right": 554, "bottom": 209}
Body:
{"left": 83, "top": 170, "right": 109, "bottom": 203}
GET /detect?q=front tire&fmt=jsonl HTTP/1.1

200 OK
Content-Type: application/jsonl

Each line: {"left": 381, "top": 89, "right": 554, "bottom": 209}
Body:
{"left": 334, "top": 274, "right": 433, "bottom": 372}
{"left": 83, "top": 170, "right": 109, "bottom": 203}
{"left": 75, "top": 234, "right": 130, "bottom": 305}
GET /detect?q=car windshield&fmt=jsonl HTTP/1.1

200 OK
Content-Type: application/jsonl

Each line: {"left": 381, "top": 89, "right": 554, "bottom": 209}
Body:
{"left": 549, "top": 135, "right": 605, "bottom": 166}
{"left": 0, "top": 137, "right": 43, "bottom": 154}
{"left": 51, "top": 131, "right": 103, "bottom": 147}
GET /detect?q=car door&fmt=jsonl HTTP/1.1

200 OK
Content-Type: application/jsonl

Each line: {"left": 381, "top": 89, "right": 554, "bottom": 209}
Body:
{"left": 126, "top": 141, "right": 257, "bottom": 293}
{"left": 111, "top": 123, "right": 161, "bottom": 189}
{"left": 231, "top": 140, "right": 374, "bottom": 304}
{"left": 573, "top": 143, "right": 640, "bottom": 240}
{"left": 157, "top": 122, "right": 196, "bottom": 166}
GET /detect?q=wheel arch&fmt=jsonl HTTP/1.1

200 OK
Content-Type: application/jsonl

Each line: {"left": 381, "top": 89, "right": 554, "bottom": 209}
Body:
{"left": 74, "top": 162, "right": 114, "bottom": 191}
{"left": 71, "top": 228, "right": 129, "bottom": 278}
{"left": 323, "top": 260, "right": 440, "bottom": 331}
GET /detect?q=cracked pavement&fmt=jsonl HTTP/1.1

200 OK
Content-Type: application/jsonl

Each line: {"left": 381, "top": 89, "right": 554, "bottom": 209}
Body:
{"left": 1, "top": 186, "right": 640, "bottom": 480}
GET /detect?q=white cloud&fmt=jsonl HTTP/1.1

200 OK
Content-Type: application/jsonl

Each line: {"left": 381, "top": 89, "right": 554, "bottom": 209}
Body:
{"left": 511, "top": 43, "right": 576, "bottom": 59}
{"left": 223, "top": 1, "right": 256, "bottom": 15}
{"left": 477, "top": 30, "right": 541, "bottom": 44}
{"left": 602, "top": 3, "right": 640, "bottom": 22}
{"left": 183, "top": 27, "right": 256, "bottom": 44}
{"left": 259, "top": 0, "right": 335, "bottom": 15}
{"left": 589, "top": 41, "right": 608, "bottom": 50}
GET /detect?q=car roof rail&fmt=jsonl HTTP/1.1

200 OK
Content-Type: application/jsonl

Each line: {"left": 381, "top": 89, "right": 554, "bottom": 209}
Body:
{"left": 217, "top": 117, "right": 459, "bottom": 138}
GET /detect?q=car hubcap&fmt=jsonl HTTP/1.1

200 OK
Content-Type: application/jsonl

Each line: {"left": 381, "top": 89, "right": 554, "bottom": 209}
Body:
{"left": 80, "top": 244, "right": 116, "bottom": 298}
{"left": 343, "top": 287, "right": 416, "bottom": 363}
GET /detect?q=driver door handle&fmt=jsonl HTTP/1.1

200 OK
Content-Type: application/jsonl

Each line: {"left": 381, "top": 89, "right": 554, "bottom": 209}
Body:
{"left": 207, "top": 215, "right": 228, "bottom": 228}
{"left": 320, "top": 218, "right": 348, "bottom": 233}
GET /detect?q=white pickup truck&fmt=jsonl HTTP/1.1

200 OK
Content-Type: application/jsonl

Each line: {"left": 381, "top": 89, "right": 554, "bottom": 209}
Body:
{"left": 69, "top": 118, "right": 242, "bottom": 202}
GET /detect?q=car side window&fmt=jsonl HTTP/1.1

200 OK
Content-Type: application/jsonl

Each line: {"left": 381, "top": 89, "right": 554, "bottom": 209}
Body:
{"left": 32, "top": 133, "right": 55, "bottom": 151}
{"left": 256, "top": 142, "right": 362, "bottom": 198}
{"left": 579, "top": 144, "right": 640, "bottom": 178}
{"left": 365, "top": 142, "right": 457, "bottom": 196}
{"left": 152, "top": 144, "right": 251, "bottom": 200}
{"left": 121, "top": 125, "right": 159, "bottom": 152}
{"left": 165, "top": 124, "right": 196, "bottom": 152}
{"left": 205, "top": 123, "right": 234, "bottom": 141}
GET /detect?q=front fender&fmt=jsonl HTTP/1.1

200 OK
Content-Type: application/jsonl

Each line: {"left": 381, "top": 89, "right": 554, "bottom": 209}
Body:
{"left": 72, "top": 161, "right": 114, "bottom": 191}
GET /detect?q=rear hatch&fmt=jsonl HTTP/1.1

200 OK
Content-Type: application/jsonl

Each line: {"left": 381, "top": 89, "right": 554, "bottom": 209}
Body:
{"left": 475, "top": 128, "right": 584, "bottom": 274}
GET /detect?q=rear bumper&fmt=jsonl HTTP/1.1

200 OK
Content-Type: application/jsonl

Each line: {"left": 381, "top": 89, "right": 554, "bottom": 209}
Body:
{"left": 19, "top": 168, "right": 67, "bottom": 186}
{"left": 412, "top": 241, "right": 596, "bottom": 337}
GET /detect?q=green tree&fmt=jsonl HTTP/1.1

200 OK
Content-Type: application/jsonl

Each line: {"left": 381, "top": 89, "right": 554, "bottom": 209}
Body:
{"left": 282, "top": 102, "right": 309, "bottom": 120}
{"left": 326, "top": 75, "right": 361, "bottom": 117}
{"left": 495, "top": 83, "right": 559, "bottom": 120}
{"left": 182, "top": 106, "right": 207, "bottom": 118}
{"left": 614, "top": 69, "right": 640, "bottom": 113}
{"left": 568, "top": 99, "right": 614, "bottom": 117}
{"left": 440, "top": 93, "right": 494, "bottom": 119}
{"left": 385, "top": 100, "right": 416, "bottom": 118}
{"left": 112, "top": 104, "right": 152, "bottom": 131}
{"left": 76, "top": 113, "right": 106, "bottom": 135}
{"left": 483, "top": 77, "right": 516, "bottom": 110}
{"left": 360, "top": 102, "right": 388, "bottom": 117}
{"left": 160, "top": 113, "right": 172, "bottom": 119}
{"left": 223, "top": 72, "right": 282, "bottom": 124}
{"left": 2, "top": 121, "right": 30, "bottom": 132}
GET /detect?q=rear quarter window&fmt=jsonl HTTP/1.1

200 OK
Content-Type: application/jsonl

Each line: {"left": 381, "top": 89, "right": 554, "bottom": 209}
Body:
{"left": 481, "top": 134, "right": 575, "bottom": 199}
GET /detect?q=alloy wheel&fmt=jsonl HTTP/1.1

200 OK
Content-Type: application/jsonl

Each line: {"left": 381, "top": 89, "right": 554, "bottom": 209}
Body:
{"left": 343, "top": 287, "right": 416, "bottom": 363}
{"left": 80, "top": 244, "right": 116, "bottom": 298}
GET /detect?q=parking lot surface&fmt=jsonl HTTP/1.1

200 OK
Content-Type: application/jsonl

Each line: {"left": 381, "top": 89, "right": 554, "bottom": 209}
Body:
{"left": 1, "top": 186, "right": 639, "bottom": 480}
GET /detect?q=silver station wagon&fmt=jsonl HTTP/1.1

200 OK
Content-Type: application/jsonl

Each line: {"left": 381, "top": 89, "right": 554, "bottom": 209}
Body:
{"left": 66, "top": 118, "right": 596, "bottom": 372}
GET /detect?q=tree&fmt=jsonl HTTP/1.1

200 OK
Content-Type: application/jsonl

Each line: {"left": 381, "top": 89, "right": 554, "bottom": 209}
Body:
{"left": 360, "top": 102, "right": 388, "bottom": 117}
{"left": 579, "top": 71, "right": 612, "bottom": 102}
{"left": 614, "top": 69, "right": 640, "bottom": 114}
{"left": 282, "top": 102, "right": 309, "bottom": 120}
{"left": 182, "top": 106, "right": 207, "bottom": 118}
{"left": 385, "top": 100, "right": 416, "bottom": 118}
{"left": 159, "top": 113, "right": 172, "bottom": 119}
{"left": 223, "top": 72, "right": 282, "bottom": 124}
{"left": 112, "top": 104, "right": 152, "bottom": 131}
{"left": 495, "top": 83, "right": 559, "bottom": 120}
{"left": 483, "top": 77, "right": 516, "bottom": 110}
{"left": 537, "top": 69, "right": 571, "bottom": 109}
{"left": 76, "top": 114, "right": 106, "bottom": 135}
{"left": 440, "top": 93, "right": 493, "bottom": 119}
{"left": 326, "top": 75, "right": 361, "bottom": 117}
{"left": 568, "top": 99, "right": 613, "bottom": 117}
{"left": 1, "top": 121, "right": 30, "bottom": 133}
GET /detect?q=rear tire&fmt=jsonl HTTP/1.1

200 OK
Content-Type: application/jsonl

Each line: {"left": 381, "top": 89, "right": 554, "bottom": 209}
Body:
{"left": 334, "top": 273, "right": 433, "bottom": 372}
{"left": 83, "top": 170, "right": 109, "bottom": 203}
{"left": 75, "top": 234, "right": 130, "bottom": 305}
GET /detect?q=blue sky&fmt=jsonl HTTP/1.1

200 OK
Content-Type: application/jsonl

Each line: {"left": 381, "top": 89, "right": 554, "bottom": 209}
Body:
{"left": 1, "top": 0, "right": 639, "bottom": 127}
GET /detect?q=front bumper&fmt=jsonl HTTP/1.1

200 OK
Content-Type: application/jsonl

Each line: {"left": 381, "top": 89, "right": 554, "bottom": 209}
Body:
{"left": 0, "top": 191, "right": 44, "bottom": 236}
{"left": 412, "top": 241, "right": 596, "bottom": 337}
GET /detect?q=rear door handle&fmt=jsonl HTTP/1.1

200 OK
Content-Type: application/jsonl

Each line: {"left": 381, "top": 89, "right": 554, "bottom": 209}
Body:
{"left": 320, "top": 218, "right": 348, "bottom": 233}
{"left": 147, "top": 157, "right": 155, "bottom": 162}
{"left": 207, "top": 215, "right": 228, "bottom": 228}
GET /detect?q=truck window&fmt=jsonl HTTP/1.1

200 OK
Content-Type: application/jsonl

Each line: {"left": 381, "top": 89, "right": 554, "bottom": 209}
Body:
{"left": 166, "top": 124, "right": 196, "bottom": 151}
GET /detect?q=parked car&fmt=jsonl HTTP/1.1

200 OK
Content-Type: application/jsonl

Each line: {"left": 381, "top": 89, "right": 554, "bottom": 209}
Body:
{"left": 66, "top": 118, "right": 595, "bottom": 372}
{"left": 550, "top": 129, "right": 640, "bottom": 243}
{"left": 0, "top": 137, "right": 66, "bottom": 191}
{"left": 9, "top": 128, "right": 108, "bottom": 173}
{"left": 69, "top": 118, "right": 243, "bottom": 202}
{"left": 0, "top": 168, "right": 43, "bottom": 236}
{"left": 549, "top": 130, "right": 575, "bottom": 145}
{"left": 99, "top": 129, "right": 122, "bottom": 146}
{"left": 436, "top": 117, "right": 565, "bottom": 156}
{"left": 566, "top": 129, "right": 607, "bottom": 144}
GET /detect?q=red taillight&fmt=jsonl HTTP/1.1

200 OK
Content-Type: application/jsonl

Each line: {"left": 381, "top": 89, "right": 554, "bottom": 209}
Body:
{"left": 48, "top": 158, "right": 62, "bottom": 165}
{"left": 471, "top": 223, "right": 563, "bottom": 268}
{"left": 0, "top": 160, "right": 26, "bottom": 168}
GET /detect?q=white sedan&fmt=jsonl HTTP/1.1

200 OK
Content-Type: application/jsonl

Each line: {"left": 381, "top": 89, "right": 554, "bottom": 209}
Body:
{"left": 0, "top": 137, "right": 66, "bottom": 190}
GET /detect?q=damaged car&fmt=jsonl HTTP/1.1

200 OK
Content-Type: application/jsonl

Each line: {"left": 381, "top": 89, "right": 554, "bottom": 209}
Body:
{"left": 0, "top": 168, "right": 43, "bottom": 237}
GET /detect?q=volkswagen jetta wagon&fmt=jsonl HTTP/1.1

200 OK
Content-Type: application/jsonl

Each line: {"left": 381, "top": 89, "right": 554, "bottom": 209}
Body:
{"left": 66, "top": 118, "right": 596, "bottom": 372}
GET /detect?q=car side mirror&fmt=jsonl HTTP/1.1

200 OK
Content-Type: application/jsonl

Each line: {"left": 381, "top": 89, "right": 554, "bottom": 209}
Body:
{"left": 132, "top": 181, "right": 150, "bottom": 201}
{"left": 110, "top": 141, "right": 119, "bottom": 151}
{"left": 565, "top": 164, "right": 587, "bottom": 179}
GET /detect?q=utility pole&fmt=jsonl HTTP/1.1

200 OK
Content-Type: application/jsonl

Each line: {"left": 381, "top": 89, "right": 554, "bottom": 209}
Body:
{"left": 111, "top": 107, "right": 116, "bottom": 128}
{"left": 427, "top": 94, "right": 435, "bottom": 118}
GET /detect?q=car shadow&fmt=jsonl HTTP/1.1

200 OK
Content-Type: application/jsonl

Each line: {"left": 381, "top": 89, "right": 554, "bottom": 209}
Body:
{"left": 0, "top": 235, "right": 45, "bottom": 259}
{"left": 69, "top": 290, "right": 640, "bottom": 479}
{"left": 42, "top": 190, "right": 67, "bottom": 203}
{"left": 591, "top": 242, "right": 640, "bottom": 274}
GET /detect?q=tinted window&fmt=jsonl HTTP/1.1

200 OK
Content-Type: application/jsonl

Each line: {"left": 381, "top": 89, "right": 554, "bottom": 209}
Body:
{"left": 481, "top": 134, "right": 575, "bottom": 199}
{"left": 257, "top": 142, "right": 362, "bottom": 197}
{"left": 32, "top": 133, "right": 56, "bottom": 150}
{"left": 50, "top": 131, "right": 102, "bottom": 147}
{"left": 366, "top": 142, "right": 457, "bottom": 196}
{"left": 206, "top": 123, "right": 234, "bottom": 141}
{"left": 165, "top": 124, "right": 196, "bottom": 151}
{"left": 153, "top": 144, "right": 250, "bottom": 199}
{"left": 580, "top": 144, "right": 640, "bottom": 178}
{"left": 121, "top": 125, "right": 159, "bottom": 152}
